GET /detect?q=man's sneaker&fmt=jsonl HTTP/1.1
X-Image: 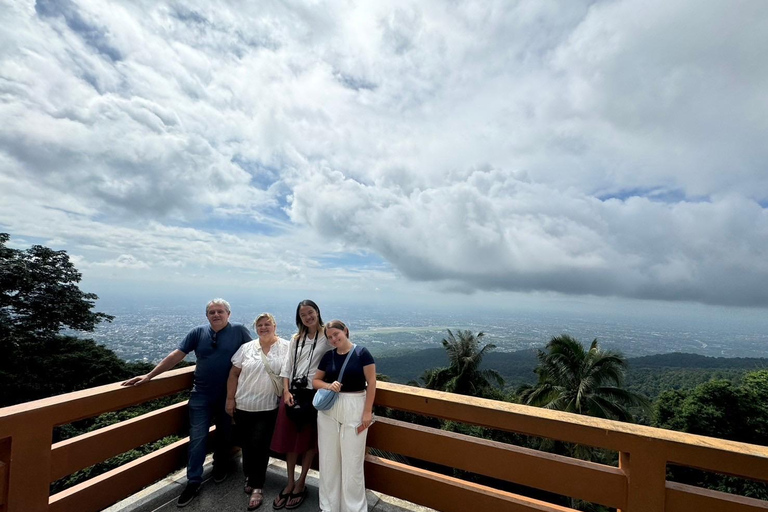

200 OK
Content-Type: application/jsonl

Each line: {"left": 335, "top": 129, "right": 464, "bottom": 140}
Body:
{"left": 177, "top": 482, "right": 200, "bottom": 508}
{"left": 212, "top": 466, "right": 228, "bottom": 484}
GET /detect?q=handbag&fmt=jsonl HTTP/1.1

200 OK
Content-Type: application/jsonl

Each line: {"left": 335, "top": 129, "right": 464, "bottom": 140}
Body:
{"left": 259, "top": 345, "right": 283, "bottom": 396}
{"left": 313, "top": 345, "right": 355, "bottom": 411}
{"left": 286, "top": 387, "right": 316, "bottom": 428}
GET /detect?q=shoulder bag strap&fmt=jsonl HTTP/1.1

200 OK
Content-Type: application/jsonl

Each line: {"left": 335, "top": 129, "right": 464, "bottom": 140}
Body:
{"left": 259, "top": 344, "right": 282, "bottom": 394}
{"left": 259, "top": 345, "right": 278, "bottom": 378}
{"left": 336, "top": 344, "right": 356, "bottom": 382}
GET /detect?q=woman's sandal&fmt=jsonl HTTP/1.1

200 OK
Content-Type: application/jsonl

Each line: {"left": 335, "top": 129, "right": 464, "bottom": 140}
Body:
{"left": 248, "top": 489, "right": 264, "bottom": 511}
{"left": 272, "top": 488, "right": 291, "bottom": 510}
{"left": 284, "top": 487, "right": 308, "bottom": 510}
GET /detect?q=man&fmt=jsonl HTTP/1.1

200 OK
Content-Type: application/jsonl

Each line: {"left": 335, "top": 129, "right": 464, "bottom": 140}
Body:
{"left": 122, "top": 298, "right": 252, "bottom": 507}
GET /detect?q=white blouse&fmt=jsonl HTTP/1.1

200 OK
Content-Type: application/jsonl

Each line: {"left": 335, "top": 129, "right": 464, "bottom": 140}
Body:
{"left": 231, "top": 337, "right": 290, "bottom": 412}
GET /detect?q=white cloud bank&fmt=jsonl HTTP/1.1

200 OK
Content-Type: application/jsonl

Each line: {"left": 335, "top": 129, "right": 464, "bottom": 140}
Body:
{"left": 1, "top": 0, "right": 767, "bottom": 307}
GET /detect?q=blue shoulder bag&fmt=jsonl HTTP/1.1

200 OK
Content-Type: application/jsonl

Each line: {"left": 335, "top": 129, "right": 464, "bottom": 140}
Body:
{"left": 312, "top": 345, "right": 355, "bottom": 411}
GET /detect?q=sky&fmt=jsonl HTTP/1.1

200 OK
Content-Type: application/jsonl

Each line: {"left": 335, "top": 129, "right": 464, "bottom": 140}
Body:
{"left": 1, "top": 0, "right": 768, "bottom": 316}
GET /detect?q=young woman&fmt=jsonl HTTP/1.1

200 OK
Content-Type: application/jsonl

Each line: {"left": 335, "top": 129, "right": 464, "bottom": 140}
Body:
{"left": 313, "top": 320, "right": 376, "bottom": 512}
{"left": 226, "top": 313, "right": 290, "bottom": 510}
{"left": 270, "top": 300, "right": 329, "bottom": 510}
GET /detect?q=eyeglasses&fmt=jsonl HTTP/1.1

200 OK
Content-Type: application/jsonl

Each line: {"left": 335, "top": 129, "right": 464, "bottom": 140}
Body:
{"left": 210, "top": 329, "right": 218, "bottom": 349}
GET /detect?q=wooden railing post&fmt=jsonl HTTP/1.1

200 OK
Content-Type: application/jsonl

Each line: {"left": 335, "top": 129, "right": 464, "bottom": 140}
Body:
{"left": 619, "top": 450, "right": 667, "bottom": 512}
{"left": 0, "top": 437, "right": 10, "bottom": 512}
{"left": 5, "top": 423, "right": 53, "bottom": 512}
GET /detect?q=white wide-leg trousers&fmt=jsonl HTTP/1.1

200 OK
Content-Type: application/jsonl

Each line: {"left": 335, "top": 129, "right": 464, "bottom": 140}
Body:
{"left": 317, "top": 391, "right": 368, "bottom": 512}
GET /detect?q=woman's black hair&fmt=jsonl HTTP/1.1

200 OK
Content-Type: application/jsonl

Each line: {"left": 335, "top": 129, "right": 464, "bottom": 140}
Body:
{"left": 295, "top": 299, "right": 324, "bottom": 340}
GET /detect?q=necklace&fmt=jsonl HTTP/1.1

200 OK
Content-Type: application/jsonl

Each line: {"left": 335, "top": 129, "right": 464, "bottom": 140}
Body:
{"left": 336, "top": 344, "right": 353, "bottom": 355}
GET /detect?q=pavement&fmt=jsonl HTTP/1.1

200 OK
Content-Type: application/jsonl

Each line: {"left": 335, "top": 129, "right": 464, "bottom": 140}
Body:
{"left": 104, "top": 455, "right": 435, "bottom": 512}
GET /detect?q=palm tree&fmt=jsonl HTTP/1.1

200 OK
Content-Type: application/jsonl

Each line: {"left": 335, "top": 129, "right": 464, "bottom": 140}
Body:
{"left": 421, "top": 329, "right": 504, "bottom": 397}
{"left": 519, "top": 334, "right": 649, "bottom": 422}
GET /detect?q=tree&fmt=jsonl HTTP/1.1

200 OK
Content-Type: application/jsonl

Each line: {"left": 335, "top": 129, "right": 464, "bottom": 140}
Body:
{"left": 653, "top": 371, "right": 768, "bottom": 499}
{"left": 519, "top": 334, "right": 650, "bottom": 422}
{"left": 0, "top": 233, "right": 119, "bottom": 407}
{"left": 517, "top": 335, "right": 650, "bottom": 511}
{"left": 654, "top": 370, "right": 768, "bottom": 447}
{"left": 0, "top": 233, "right": 112, "bottom": 337}
{"left": 421, "top": 329, "right": 504, "bottom": 397}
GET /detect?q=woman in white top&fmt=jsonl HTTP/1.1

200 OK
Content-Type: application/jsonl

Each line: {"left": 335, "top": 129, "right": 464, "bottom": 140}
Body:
{"left": 226, "top": 313, "right": 290, "bottom": 510}
{"left": 270, "top": 299, "right": 329, "bottom": 510}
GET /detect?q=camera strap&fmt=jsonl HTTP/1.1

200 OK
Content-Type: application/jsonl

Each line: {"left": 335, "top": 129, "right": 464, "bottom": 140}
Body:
{"left": 290, "top": 331, "right": 318, "bottom": 384}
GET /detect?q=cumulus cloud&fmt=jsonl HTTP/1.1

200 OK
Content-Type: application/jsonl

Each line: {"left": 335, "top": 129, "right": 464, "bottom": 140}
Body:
{"left": 291, "top": 168, "right": 768, "bottom": 306}
{"left": 1, "top": 0, "right": 767, "bottom": 307}
{"left": 95, "top": 254, "right": 151, "bottom": 269}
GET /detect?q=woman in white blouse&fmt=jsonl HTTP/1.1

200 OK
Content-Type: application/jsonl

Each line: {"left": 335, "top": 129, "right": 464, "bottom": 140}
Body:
{"left": 270, "top": 299, "right": 329, "bottom": 510}
{"left": 226, "top": 313, "right": 290, "bottom": 510}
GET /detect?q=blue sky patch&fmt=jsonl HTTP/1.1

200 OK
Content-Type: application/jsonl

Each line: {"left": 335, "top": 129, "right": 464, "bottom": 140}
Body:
{"left": 232, "top": 155, "right": 282, "bottom": 191}
{"left": 36, "top": 0, "right": 123, "bottom": 62}
{"left": 598, "top": 187, "right": 709, "bottom": 204}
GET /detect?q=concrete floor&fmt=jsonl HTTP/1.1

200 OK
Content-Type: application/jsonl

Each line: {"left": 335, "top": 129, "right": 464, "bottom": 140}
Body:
{"left": 104, "top": 455, "right": 434, "bottom": 512}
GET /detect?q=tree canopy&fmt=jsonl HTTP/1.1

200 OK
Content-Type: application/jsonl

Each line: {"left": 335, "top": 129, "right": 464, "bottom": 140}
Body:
{"left": 653, "top": 370, "right": 768, "bottom": 499}
{"left": 0, "top": 233, "right": 123, "bottom": 407}
{"left": 519, "top": 334, "right": 650, "bottom": 422}
{"left": 421, "top": 329, "right": 504, "bottom": 398}
{"left": 0, "top": 233, "right": 112, "bottom": 338}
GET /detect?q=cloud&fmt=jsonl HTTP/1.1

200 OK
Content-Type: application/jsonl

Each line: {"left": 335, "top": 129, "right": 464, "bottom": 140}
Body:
{"left": 290, "top": 167, "right": 768, "bottom": 306}
{"left": 95, "top": 254, "right": 150, "bottom": 269}
{"left": 1, "top": 0, "right": 767, "bottom": 307}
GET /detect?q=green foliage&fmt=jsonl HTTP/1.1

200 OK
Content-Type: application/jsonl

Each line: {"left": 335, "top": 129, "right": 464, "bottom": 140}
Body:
{"left": 519, "top": 334, "right": 650, "bottom": 422}
{"left": 654, "top": 370, "right": 768, "bottom": 446}
{"left": 1, "top": 335, "right": 138, "bottom": 406}
{"left": 0, "top": 234, "right": 188, "bottom": 492}
{"left": 377, "top": 347, "right": 766, "bottom": 399}
{"left": 653, "top": 370, "right": 768, "bottom": 499}
{"left": 629, "top": 352, "right": 768, "bottom": 369}
{"left": 0, "top": 233, "right": 122, "bottom": 407}
{"left": 625, "top": 368, "right": 749, "bottom": 399}
{"left": 421, "top": 329, "right": 504, "bottom": 397}
{"left": 0, "top": 233, "right": 113, "bottom": 338}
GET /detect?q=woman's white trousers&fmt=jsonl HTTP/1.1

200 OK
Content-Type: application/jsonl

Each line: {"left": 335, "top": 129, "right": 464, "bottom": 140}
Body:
{"left": 317, "top": 391, "right": 368, "bottom": 512}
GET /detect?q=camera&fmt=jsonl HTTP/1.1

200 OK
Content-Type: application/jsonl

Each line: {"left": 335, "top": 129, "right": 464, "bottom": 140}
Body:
{"left": 290, "top": 376, "right": 308, "bottom": 391}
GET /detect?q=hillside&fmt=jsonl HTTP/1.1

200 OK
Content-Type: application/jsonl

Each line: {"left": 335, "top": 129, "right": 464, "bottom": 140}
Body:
{"left": 627, "top": 352, "right": 768, "bottom": 369}
{"left": 375, "top": 348, "right": 768, "bottom": 398}
{"left": 374, "top": 347, "right": 540, "bottom": 386}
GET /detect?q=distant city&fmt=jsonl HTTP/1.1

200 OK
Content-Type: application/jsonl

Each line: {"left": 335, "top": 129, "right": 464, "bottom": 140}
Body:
{"left": 84, "top": 297, "right": 768, "bottom": 363}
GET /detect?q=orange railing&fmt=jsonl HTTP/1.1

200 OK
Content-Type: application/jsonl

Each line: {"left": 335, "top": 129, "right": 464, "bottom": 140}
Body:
{"left": 0, "top": 367, "right": 194, "bottom": 512}
{"left": 369, "top": 385, "right": 768, "bottom": 511}
{"left": 1, "top": 369, "right": 768, "bottom": 512}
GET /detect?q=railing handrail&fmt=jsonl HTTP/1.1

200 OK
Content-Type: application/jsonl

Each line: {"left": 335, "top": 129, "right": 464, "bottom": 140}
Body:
{"left": 375, "top": 382, "right": 768, "bottom": 511}
{"left": 376, "top": 382, "right": 768, "bottom": 485}
{"left": 377, "top": 382, "right": 768, "bottom": 456}
{"left": 0, "top": 366, "right": 194, "bottom": 430}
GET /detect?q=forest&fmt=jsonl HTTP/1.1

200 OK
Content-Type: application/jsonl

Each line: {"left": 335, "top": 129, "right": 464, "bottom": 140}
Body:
{"left": 376, "top": 346, "right": 767, "bottom": 400}
{"left": 2, "top": 233, "right": 767, "bottom": 509}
